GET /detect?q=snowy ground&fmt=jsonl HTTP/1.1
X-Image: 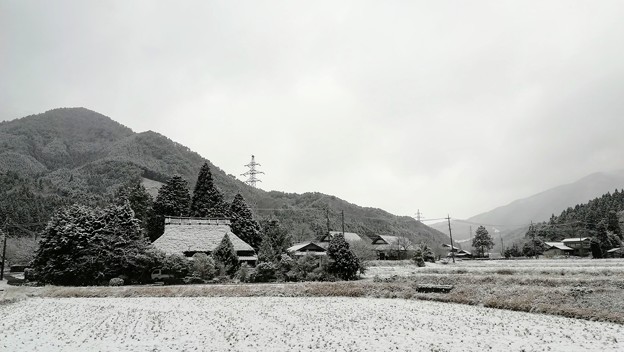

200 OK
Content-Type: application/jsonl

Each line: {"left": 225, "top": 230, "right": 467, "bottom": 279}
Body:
{"left": 363, "top": 258, "right": 624, "bottom": 278}
{"left": 1, "top": 297, "right": 622, "bottom": 352}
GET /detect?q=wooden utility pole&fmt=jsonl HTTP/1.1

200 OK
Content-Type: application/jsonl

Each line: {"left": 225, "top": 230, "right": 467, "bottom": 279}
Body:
{"left": 326, "top": 208, "right": 331, "bottom": 235}
{"left": 0, "top": 221, "right": 7, "bottom": 281}
{"left": 341, "top": 210, "right": 345, "bottom": 235}
{"left": 447, "top": 215, "right": 455, "bottom": 263}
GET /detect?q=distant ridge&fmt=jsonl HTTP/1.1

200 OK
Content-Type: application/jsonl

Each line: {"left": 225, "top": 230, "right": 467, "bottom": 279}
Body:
{"left": 431, "top": 170, "right": 624, "bottom": 241}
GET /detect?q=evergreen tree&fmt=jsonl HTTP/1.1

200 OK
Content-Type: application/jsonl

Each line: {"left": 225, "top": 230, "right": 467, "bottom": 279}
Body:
{"left": 229, "top": 194, "right": 262, "bottom": 249}
{"left": 30, "top": 202, "right": 150, "bottom": 285}
{"left": 190, "top": 163, "right": 229, "bottom": 218}
{"left": 606, "top": 210, "right": 622, "bottom": 239}
{"left": 115, "top": 183, "right": 153, "bottom": 234}
{"left": 260, "top": 219, "right": 292, "bottom": 258}
{"left": 213, "top": 234, "right": 239, "bottom": 276}
{"left": 327, "top": 233, "right": 360, "bottom": 280}
{"left": 472, "top": 226, "right": 494, "bottom": 258}
{"left": 147, "top": 175, "right": 190, "bottom": 241}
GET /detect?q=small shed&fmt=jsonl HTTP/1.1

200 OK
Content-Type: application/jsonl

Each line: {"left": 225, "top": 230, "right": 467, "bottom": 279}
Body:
{"left": 153, "top": 217, "right": 258, "bottom": 266}
{"left": 287, "top": 242, "right": 327, "bottom": 256}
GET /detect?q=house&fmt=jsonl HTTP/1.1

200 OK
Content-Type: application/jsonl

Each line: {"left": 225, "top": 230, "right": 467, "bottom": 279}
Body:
{"left": 543, "top": 242, "right": 574, "bottom": 257}
{"left": 606, "top": 247, "right": 624, "bottom": 258}
{"left": 318, "top": 231, "right": 363, "bottom": 247}
{"left": 561, "top": 237, "right": 591, "bottom": 256}
{"left": 371, "top": 235, "right": 414, "bottom": 260}
{"left": 442, "top": 244, "right": 472, "bottom": 258}
{"left": 287, "top": 242, "right": 327, "bottom": 256}
{"left": 153, "top": 217, "right": 258, "bottom": 265}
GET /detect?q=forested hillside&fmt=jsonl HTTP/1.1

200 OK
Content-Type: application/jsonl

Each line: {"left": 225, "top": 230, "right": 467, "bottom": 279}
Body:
{"left": 0, "top": 108, "right": 449, "bottom": 248}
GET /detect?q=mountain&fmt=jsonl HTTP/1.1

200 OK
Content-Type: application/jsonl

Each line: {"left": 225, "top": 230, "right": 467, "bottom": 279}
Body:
{"left": 0, "top": 108, "right": 449, "bottom": 250}
{"left": 468, "top": 170, "right": 624, "bottom": 227}
{"left": 430, "top": 170, "right": 624, "bottom": 250}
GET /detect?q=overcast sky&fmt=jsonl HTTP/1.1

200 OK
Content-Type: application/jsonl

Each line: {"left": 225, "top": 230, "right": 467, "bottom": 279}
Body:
{"left": 2, "top": 1, "right": 624, "bottom": 219}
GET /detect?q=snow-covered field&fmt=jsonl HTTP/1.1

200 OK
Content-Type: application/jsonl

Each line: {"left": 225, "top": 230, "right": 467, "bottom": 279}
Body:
{"left": 363, "top": 258, "right": 624, "bottom": 278}
{"left": 1, "top": 297, "right": 622, "bottom": 352}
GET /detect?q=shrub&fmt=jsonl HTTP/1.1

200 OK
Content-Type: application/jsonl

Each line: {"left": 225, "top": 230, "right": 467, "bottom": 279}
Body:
{"left": 251, "top": 262, "right": 277, "bottom": 282}
{"left": 162, "top": 254, "right": 193, "bottom": 279}
{"left": 183, "top": 276, "right": 205, "bottom": 284}
{"left": 277, "top": 254, "right": 294, "bottom": 281}
{"left": 109, "top": 278, "right": 124, "bottom": 286}
{"left": 413, "top": 248, "right": 425, "bottom": 267}
{"left": 191, "top": 253, "right": 216, "bottom": 280}
{"left": 235, "top": 263, "right": 251, "bottom": 282}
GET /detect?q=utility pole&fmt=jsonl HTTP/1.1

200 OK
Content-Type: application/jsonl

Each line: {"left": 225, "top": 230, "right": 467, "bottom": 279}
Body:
{"left": 447, "top": 215, "right": 455, "bottom": 263}
{"left": 1, "top": 220, "right": 7, "bottom": 281}
{"left": 415, "top": 209, "right": 422, "bottom": 222}
{"left": 241, "top": 155, "right": 264, "bottom": 188}
{"left": 326, "top": 208, "right": 331, "bottom": 235}
{"left": 341, "top": 210, "right": 345, "bottom": 235}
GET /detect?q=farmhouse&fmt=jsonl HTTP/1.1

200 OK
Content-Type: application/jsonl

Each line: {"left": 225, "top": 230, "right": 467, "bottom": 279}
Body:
{"left": 371, "top": 235, "right": 414, "bottom": 260}
{"left": 561, "top": 237, "right": 591, "bottom": 256}
{"left": 287, "top": 242, "right": 327, "bottom": 256}
{"left": 153, "top": 217, "right": 258, "bottom": 265}
{"left": 543, "top": 242, "right": 574, "bottom": 257}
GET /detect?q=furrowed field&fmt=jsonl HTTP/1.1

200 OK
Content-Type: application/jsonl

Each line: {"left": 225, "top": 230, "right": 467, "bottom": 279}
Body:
{"left": 1, "top": 297, "right": 623, "bottom": 352}
{"left": 2, "top": 258, "right": 624, "bottom": 351}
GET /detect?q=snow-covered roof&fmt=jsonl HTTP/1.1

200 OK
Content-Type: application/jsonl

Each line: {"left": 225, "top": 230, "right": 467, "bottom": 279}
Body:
{"left": 562, "top": 238, "right": 591, "bottom": 243}
{"left": 544, "top": 242, "right": 573, "bottom": 251}
{"left": 153, "top": 217, "right": 254, "bottom": 255}
{"left": 287, "top": 242, "right": 326, "bottom": 253}
{"left": 371, "top": 235, "right": 412, "bottom": 250}
{"left": 319, "top": 231, "right": 363, "bottom": 243}
{"left": 442, "top": 244, "right": 461, "bottom": 251}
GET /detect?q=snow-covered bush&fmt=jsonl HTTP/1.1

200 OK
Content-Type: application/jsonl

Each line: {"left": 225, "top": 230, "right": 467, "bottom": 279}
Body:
{"left": 251, "top": 262, "right": 277, "bottom": 282}
{"left": 109, "top": 278, "right": 124, "bottom": 286}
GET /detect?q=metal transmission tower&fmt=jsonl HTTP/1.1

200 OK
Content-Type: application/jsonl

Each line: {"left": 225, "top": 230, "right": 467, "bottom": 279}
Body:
{"left": 241, "top": 155, "right": 264, "bottom": 187}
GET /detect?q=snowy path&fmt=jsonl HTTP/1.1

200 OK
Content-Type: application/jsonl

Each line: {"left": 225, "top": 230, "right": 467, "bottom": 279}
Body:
{"left": 1, "top": 297, "right": 622, "bottom": 351}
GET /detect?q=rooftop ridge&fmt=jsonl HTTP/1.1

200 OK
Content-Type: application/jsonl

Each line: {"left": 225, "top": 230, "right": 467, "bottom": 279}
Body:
{"left": 164, "top": 216, "right": 231, "bottom": 226}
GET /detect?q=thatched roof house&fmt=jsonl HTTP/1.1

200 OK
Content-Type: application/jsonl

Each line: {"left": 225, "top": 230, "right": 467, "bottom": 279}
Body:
{"left": 153, "top": 217, "right": 257, "bottom": 265}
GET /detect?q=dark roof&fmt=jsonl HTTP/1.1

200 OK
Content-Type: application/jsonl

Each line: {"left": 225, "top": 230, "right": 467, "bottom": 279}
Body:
{"left": 153, "top": 217, "right": 254, "bottom": 255}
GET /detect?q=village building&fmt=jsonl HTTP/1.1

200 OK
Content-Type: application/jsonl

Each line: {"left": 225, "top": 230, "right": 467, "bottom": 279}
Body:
{"left": 153, "top": 217, "right": 258, "bottom": 265}
{"left": 561, "top": 237, "right": 591, "bottom": 256}
{"left": 318, "top": 231, "right": 363, "bottom": 247}
{"left": 287, "top": 242, "right": 327, "bottom": 257}
{"left": 371, "top": 235, "right": 414, "bottom": 260}
{"left": 543, "top": 242, "right": 574, "bottom": 257}
{"left": 442, "top": 244, "right": 472, "bottom": 258}
{"left": 606, "top": 247, "right": 624, "bottom": 258}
